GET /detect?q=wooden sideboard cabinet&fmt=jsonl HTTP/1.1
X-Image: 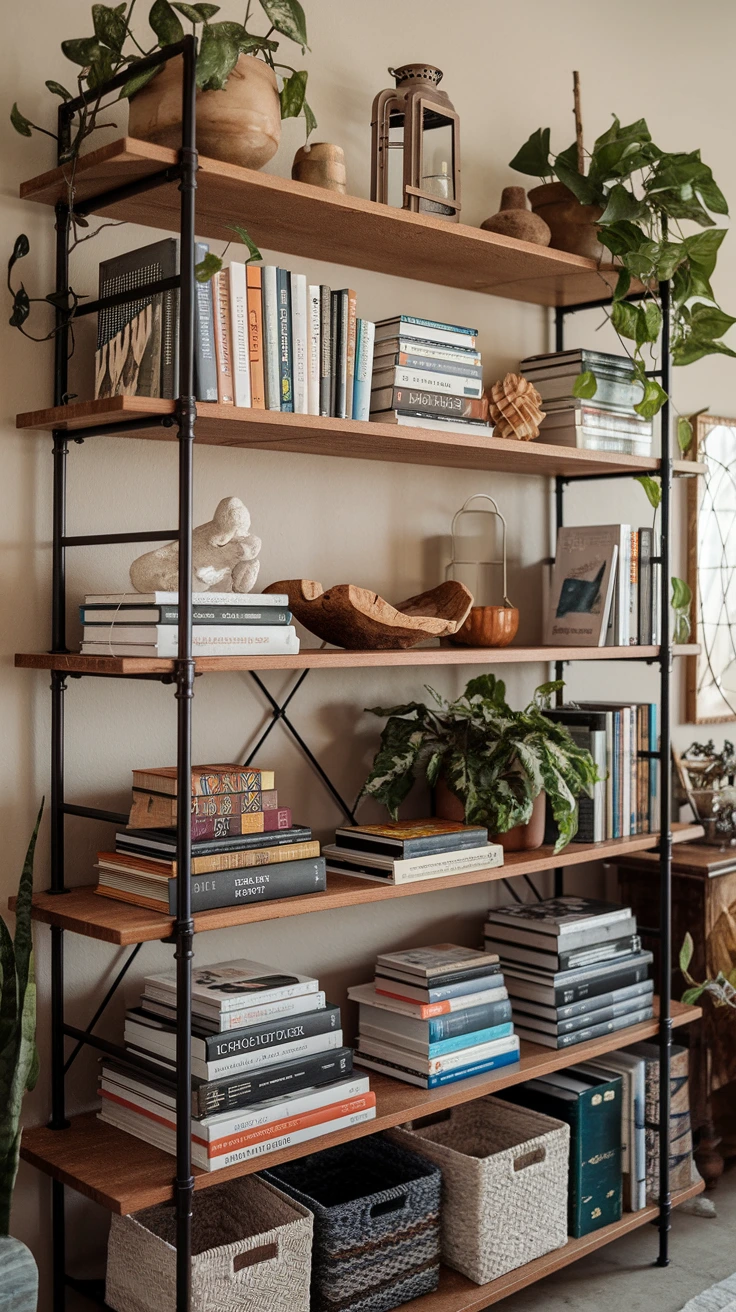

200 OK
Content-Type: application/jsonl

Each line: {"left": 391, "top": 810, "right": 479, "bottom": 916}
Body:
{"left": 616, "top": 843, "right": 736, "bottom": 1188}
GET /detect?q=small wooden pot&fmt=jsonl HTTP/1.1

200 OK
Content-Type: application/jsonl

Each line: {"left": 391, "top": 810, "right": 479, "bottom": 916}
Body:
{"left": 480, "top": 186, "right": 551, "bottom": 246}
{"left": 435, "top": 778, "right": 546, "bottom": 851}
{"left": 128, "top": 53, "right": 281, "bottom": 170}
{"left": 292, "top": 143, "right": 347, "bottom": 193}
{"left": 449, "top": 604, "right": 519, "bottom": 648}
{"left": 527, "top": 182, "right": 604, "bottom": 261}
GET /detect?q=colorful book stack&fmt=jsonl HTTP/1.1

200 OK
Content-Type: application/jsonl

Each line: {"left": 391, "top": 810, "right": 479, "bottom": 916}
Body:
{"left": 521, "top": 349, "right": 653, "bottom": 456}
{"left": 503, "top": 1064, "right": 623, "bottom": 1236}
{"left": 349, "top": 943, "right": 520, "bottom": 1088}
{"left": 94, "top": 240, "right": 376, "bottom": 422}
{"left": 369, "top": 315, "right": 490, "bottom": 435}
{"left": 484, "top": 896, "right": 654, "bottom": 1050}
{"left": 544, "top": 701, "right": 657, "bottom": 842}
{"left": 94, "top": 763, "right": 326, "bottom": 914}
{"left": 98, "top": 957, "right": 375, "bottom": 1171}
{"left": 79, "top": 590, "right": 299, "bottom": 659}
{"left": 322, "top": 818, "right": 503, "bottom": 886}
{"left": 545, "top": 523, "right": 661, "bottom": 649}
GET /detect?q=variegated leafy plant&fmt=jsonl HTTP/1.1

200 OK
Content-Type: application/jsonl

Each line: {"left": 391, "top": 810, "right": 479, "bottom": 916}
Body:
{"left": 361, "top": 675, "right": 599, "bottom": 855}
{"left": 0, "top": 801, "right": 43, "bottom": 1236}
{"left": 680, "top": 931, "right": 736, "bottom": 1012}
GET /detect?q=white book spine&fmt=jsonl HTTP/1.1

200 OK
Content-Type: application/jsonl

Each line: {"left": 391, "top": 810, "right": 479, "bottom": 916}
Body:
{"left": 83, "top": 629, "right": 300, "bottom": 657}
{"left": 147, "top": 976, "right": 318, "bottom": 1014}
{"left": 324, "top": 843, "right": 502, "bottom": 884}
{"left": 84, "top": 592, "right": 288, "bottom": 606}
{"left": 307, "top": 284, "right": 320, "bottom": 415}
{"left": 347, "top": 982, "right": 508, "bottom": 1018}
{"left": 290, "top": 272, "right": 308, "bottom": 414}
{"left": 357, "top": 1032, "right": 519, "bottom": 1075}
{"left": 229, "top": 262, "right": 251, "bottom": 408}
{"left": 196, "top": 1106, "right": 376, "bottom": 1169}
{"left": 353, "top": 320, "right": 375, "bottom": 421}
{"left": 372, "top": 366, "right": 482, "bottom": 397}
{"left": 261, "top": 265, "right": 280, "bottom": 410}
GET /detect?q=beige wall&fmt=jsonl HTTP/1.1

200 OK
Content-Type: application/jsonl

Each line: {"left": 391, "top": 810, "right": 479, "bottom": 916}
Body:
{"left": 3, "top": 0, "right": 735, "bottom": 1302}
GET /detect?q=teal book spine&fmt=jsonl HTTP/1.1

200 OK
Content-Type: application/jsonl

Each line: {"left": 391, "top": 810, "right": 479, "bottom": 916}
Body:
{"left": 426, "top": 1021, "right": 514, "bottom": 1058}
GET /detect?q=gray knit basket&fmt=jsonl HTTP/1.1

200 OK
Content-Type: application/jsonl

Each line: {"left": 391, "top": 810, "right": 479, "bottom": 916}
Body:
{"left": 105, "top": 1174, "right": 313, "bottom": 1312}
{"left": 262, "top": 1134, "right": 441, "bottom": 1312}
{"left": 388, "top": 1095, "right": 569, "bottom": 1285}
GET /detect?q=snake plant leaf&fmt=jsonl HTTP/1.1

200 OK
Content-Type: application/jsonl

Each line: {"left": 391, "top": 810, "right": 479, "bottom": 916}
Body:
{"left": 13, "top": 801, "right": 44, "bottom": 1003}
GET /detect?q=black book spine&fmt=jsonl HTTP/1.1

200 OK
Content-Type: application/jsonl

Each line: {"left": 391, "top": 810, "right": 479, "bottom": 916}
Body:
{"left": 334, "top": 830, "right": 488, "bottom": 858}
{"left": 276, "top": 268, "right": 293, "bottom": 411}
{"left": 195, "top": 1046, "right": 354, "bottom": 1117}
{"left": 194, "top": 241, "right": 218, "bottom": 402}
{"left": 400, "top": 962, "right": 501, "bottom": 989}
{"left": 638, "top": 527, "right": 653, "bottom": 645}
{"left": 427, "top": 998, "right": 512, "bottom": 1041}
{"left": 552, "top": 959, "right": 652, "bottom": 1005}
{"left": 206, "top": 1003, "right": 341, "bottom": 1061}
{"left": 168, "top": 856, "right": 326, "bottom": 913}
{"left": 329, "top": 292, "right": 339, "bottom": 416}
{"left": 557, "top": 933, "right": 641, "bottom": 972}
{"left": 547, "top": 980, "right": 654, "bottom": 1020}
{"left": 334, "top": 289, "right": 349, "bottom": 418}
{"left": 121, "top": 824, "right": 311, "bottom": 859}
{"left": 521, "top": 1005, "right": 654, "bottom": 1047}
{"left": 319, "top": 284, "right": 331, "bottom": 416}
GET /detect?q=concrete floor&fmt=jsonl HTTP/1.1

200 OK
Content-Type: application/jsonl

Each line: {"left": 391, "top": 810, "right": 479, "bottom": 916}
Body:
{"left": 501, "top": 1165, "right": 736, "bottom": 1312}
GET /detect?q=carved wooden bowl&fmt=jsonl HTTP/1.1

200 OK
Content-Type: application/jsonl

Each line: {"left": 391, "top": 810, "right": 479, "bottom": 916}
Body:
{"left": 449, "top": 604, "right": 519, "bottom": 648}
{"left": 263, "top": 579, "right": 473, "bottom": 650}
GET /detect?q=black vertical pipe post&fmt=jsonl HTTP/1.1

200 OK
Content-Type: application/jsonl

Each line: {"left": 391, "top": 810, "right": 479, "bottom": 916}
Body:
{"left": 50, "top": 108, "right": 72, "bottom": 1311}
{"left": 554, "top": 304, "right": 565, "bottom": 353}
{"left": 173, "top": 35, "right": 197, "bottom": 1312}
{"left": 657, "top": 269, "right": 673, "bottom": 1266}
{"left": 553, "top": 305, "right": 566, "bottom": 896}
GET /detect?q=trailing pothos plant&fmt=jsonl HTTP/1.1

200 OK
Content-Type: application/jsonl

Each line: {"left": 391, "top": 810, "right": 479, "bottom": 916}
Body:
{"left": 509, "top": 117, "right": 735, "bottom": 449}
{"left": 361, "top": 674, "right": 600, "bottom": 854}
{"left": 633, "top": 473, "right": 693, "bottom": 642}
{"left": 680, "top": 931, "right": 736, "bottom": 1013}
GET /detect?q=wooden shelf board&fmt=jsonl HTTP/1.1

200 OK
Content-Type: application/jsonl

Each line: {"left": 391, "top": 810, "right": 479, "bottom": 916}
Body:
{"left": 16, "top": 396, "right": 705, "bottom": 481}
{"left": 14, "top": 645, "right": 700, "bottom": 677}
{"left": 19, "top": 998, "right": 700, "bottom": 1214}
{"left": 413, "top": 1179, "right": 705, "bottom": 1312}
{"left": 14, "top": 823, "right": 703, "bottom": 945}
{"left": 21, "top": 137, "right": 632, "bottom": 309}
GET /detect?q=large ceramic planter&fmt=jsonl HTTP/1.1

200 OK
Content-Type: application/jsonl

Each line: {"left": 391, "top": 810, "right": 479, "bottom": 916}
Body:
{"left": 527, "top": 181, "right": 604, "bottom": 261}
{"left": 0, "top": 1237, "right": 38, "bottom": 1311}
{"left": 128, "top": 54, "right": 281, "bottom": 170}
{"left": 434, "top": 778, "right": 546, "bottom": 852}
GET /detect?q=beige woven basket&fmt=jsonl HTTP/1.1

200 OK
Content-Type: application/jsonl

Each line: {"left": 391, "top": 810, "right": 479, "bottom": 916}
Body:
{"left": 387, "top": 1095, "right": 569, "bottom": 1284}
{"left": 105, "top": 1174, "right": 313, "bottom": 1312}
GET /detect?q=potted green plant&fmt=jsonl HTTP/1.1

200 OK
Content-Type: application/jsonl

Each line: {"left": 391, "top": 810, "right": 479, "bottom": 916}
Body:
{"left": 11, "top": 0, "right": 315, "bottom": 171}
{"left": 508, "top": 115, "right": 735, "bottom": 436}
{"left": 0, "top": 803, "right": 43, "bottom": 1312}
{"left": 361, "top": 675, "right": 599, "bottom": 854}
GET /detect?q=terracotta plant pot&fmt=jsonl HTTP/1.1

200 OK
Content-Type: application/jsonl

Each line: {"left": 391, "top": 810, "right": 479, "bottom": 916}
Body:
{"left": 434, "top": 778, "right": 547, "bottom": 852}
{"left": 527, "top": 181, "right": 604, "bottom": 261}
{"left": 449, "top": 604, "right": 519, "bottom": 649}
{"left": 292, "top": 143, "right": 348, "bottom": 194}
{"left": 128, "top": 54, "right": 281, "bottom": 170}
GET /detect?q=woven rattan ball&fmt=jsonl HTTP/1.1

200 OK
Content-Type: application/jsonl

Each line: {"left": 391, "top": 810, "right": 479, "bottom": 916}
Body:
{"left": 487, "top": 372, "right": 545, "bottom": 441}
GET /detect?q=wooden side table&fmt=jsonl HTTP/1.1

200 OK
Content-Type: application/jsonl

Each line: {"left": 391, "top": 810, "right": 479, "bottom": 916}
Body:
{"left": 616, "top": 843, "right": 736, "bottom": 1189}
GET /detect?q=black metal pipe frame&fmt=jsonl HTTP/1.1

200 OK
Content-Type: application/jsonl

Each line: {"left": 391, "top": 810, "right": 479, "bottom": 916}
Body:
{"left": 553, "top": 294, "right": 673, "bottom": 1265}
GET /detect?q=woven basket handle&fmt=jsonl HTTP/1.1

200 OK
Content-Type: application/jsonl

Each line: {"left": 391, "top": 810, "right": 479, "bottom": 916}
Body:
{"left": 367, "top": 1191, "right": 408, "bottom": 1221}
{"left": 233, "top": 1240, "right": 279, "bottom": 1273}
{"left": 512, "top": 1145, "right": 546, "bottom": 1173}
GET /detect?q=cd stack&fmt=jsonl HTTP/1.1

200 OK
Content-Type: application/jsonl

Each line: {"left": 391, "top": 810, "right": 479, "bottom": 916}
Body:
{"left": 350, "top": 944, "right": 519, "bottom": 1088}
{"left": 98, "top": 957, "right": 375, "bottom": 1171}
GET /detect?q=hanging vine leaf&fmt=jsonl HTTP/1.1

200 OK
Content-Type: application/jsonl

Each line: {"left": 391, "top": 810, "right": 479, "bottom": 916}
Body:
{"left": 194, "top": 252, "right": 222, "bottom": 282}
{"left": 259, "top": 0, "right": 308, "bottom": 48}
{"left": 10, "top": 104, "right": 33, "bottom": 137}
{"left": 148, "top": 0, "right": 184, "bottom": 46}
{"left": 671, "top": 577, "right": 692, "bottom": 610}
{"left": 196, "top": 21, "right": 240, "bottom": 89}
{"left": 279, "top": 69, "right": 307, "bottom": 119}
{"left": 508, "top": 128, "right": 551, "bottom": 178}
{"left": 634, "top": 474, "right": 662, "bottom": 509}
{"left": 121, "top": 63, "right": 162, "bottom": 98}
{"left": 303, "top": 99, "right": 317, "bottom": 138}
{"left": 677, "top": 416, "right": 694, "bottom": 453}
{"left": 44, "top": 80, "right": 73, "bottom": 101}
{"left": 9, "top": 287, "right": 30, "bottom": 328}
{"left": 61, "top": 36, "right": 104, "bottom": 65}
{"left": 9, "top": 234, "right": 30, "bottom": 268}
{"left": 92, "top": 4, "right": 128, "bottom": 53}
{"left": 227, "top": 223, "right": 262, "bottom": 262}
{"left": 572, "top": 370, "right": 597, "bottom": 400}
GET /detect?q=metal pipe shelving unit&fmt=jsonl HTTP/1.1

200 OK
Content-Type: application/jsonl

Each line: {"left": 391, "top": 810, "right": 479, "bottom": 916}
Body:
{"left": 34, "top": 36, "right": 677, "bottom": 1312}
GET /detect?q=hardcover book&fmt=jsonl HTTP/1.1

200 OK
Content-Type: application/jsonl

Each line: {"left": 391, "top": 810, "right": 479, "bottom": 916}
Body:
{"left": 100, "top": 837, "right": 320, "bottom": 877}
{"left": 128, "top": 790, "right": 281, "bottom": 829}
{"left": 375, "top": 944, "right": 494, "bottom": 978}
{"left": 485, "top": 896, "right": 633, "bottom": 938}
{"left": 348, "top": 980, "right": 508, "bottom": 1020}
{"left": 290, "top": 271, "right": 308, "bottom": 414}
{"left": 117, "top": 823, "right": 308, "bottom": 859}
{"left": 229, "top": 261, "right": 251, "bottom": 408}
{"left": 307, "top": 283, "right": 320, "bottom": 415}
{"left": 371, "top": 387, "right": 489, "bottom": 421}
{"left": 353, "top": 1038, "right": 520, "bottom": 1089}
{"left": 276, "top": 267, "right": 293, "bottom": 411}
{"left": 545, "top": 526, "right": 620, "bottom": 646}
{"left": 95, "top": 237, "right": 178, "bottom": 401}
{"left": 246, "top": 264, "right": 266, "bottom": 408}
{"left": 352, "top": 318, "right": 375, "bottom": 421}
{"left": 334, "top": 819, "right": 488, "bottom": 858}
{"left": 261, "top": 265, "right": 281, "bottom": 410}
{"left": 143, "top": 958, "right": 319, "bottom": 1013}
{"left": 96, "top": 854, "right": 327, "bottom": 914}
{"left": 212, "top": 268, "right": 234, "bottom": 404}
{"left": 194, "top": 241, "right": 218, "bottom": 402}
{"left": 625, "top": 1041, "right": 694, "bottom": 1200}
{"left": 132, "top": 765, "right": 276, "bottom": 797}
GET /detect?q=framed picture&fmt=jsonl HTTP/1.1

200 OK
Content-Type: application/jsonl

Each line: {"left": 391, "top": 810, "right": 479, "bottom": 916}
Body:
{"left": 687, "top": 414, "right": 736, "bottom": 723}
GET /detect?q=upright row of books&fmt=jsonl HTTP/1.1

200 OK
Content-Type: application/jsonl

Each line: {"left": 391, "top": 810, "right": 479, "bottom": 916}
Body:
{"left": 524, "top": 348, "right": 655, "bottom": 456}
{"left": 94, "top": 237, "right": 375, "bottom": 420}
{"left": 99, "top": 957, "right": 375, "bottom": 1171}
{"left": 545, "top": 523, "right": 661, "bottom": 648}
{"left": 545, "top": 701, "right": 657, "bottom": 841}
{"left": 80, "top": 590, "right": 300, "bottom": 660}
{"left": 369, "top": 315, "right": 490, "bottom": 435}
{"left": 94, "top": 762, "right": 326, "bottom": 914}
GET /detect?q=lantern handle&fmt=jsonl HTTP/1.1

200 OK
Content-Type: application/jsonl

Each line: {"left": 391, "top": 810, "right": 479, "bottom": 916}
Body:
{"left": 447, "top": 494, "right": 512, "bottom": 607}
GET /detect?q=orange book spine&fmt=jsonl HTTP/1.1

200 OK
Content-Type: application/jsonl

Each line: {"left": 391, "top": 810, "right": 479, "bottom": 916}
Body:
{"left": 246, "top": 265, "right": 266, "bottom": 408}
{"left": 213, "top": 269, "right": 234, "bottom": 404}
{"left": 206, "top": 1093, "right": 376, "bottom": 1156}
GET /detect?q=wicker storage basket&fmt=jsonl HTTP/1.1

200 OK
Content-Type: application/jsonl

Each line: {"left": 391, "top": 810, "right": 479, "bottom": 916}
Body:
{"left": 105, "top": 1174, "right": 313, "bottom": 1312}
{"left": 262, "top": 1134, "right": 442, "bottom": 1312}
{"left": 388, "top": 1095, "right": 569, "bottom": 1284}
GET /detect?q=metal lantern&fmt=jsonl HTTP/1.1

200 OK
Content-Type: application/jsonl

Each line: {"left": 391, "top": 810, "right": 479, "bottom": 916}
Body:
{"left": 370, "top": 63, "right": 461, "bottom": 221}
{"left": 445, "top": 495, "right": 519, "bottom": 647}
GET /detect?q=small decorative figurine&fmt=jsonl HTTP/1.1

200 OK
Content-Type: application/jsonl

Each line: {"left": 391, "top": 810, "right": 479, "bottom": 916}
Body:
{"left": 130, "top": 496, "right": 262, "bottom": 594}
{"left": 487, "top": 373, "right": 546, "bottom": 441}
{"left": 292, "top": 143, "right": 348, "bottom": 193}
{"left": 445, "top": 494, "right": 519, "bottom": 648}
{"left": 480, "top": 186, "right": 551, "bottom": 246}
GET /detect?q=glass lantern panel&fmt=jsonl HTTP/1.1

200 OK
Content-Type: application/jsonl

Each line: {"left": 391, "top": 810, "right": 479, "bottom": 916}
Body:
{"left": 419, "top": 111, "right": 455, "bottom": 214}
{"left": 386, "top": 119, "right": 406, "bottom": 209}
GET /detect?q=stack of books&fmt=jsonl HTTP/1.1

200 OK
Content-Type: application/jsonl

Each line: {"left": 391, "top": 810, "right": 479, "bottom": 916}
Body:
{"left": 349, "top": 944, "right": 520, "bottom": 1088}
{"left": 98, "top": 957, "right": 375, "bottom": 1171}
{"left": 544, "top": 701, "right": 657, "bottom": 842}
{"left": 94, "top": 763, "right": 326, "bottom": 914}
{"left": 322, "top": 819, "right": 503, "bottom": 886}
{"left": 520, "top": 348, "right": 653, "bottom": 456}
{"left": 544, "top": 523, "right": 661, "bottom": 649}
{"left": 94, "top": 238, "right": 375, "bottom": 420}
{"left": 369, "top": 315, "right": 490, "bottom": 435}
{"left": 484, "top": 896, "right": 654, "bottom": 1050}
{"left": 79, "top": 590, "right": 299, "bottom": 659}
